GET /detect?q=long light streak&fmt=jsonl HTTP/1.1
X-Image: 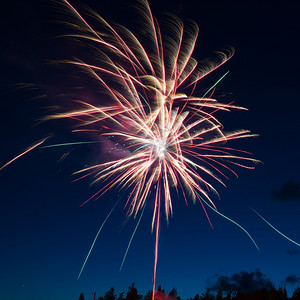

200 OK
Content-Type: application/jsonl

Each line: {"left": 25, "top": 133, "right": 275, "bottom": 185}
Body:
{"left": 77, "top": 199, "right": 120, "bottom": 280}
{"left": 0, "top": 137, "right": 49, "bottom": 171}
{"left": 120, "top": 202, "right": 147, "bottom": 271}
{"left": 251, "top": 208, "right": 300, "bottom": 247}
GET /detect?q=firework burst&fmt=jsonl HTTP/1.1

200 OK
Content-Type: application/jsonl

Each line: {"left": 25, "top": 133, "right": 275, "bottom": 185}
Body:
{"left": 50, "top": 0, "right": 259, "bottom": 294}
{"left": 2, "top": 0, "right": 260, "bottom": 297}
{"left": 52, "top": 0, "right": 258, "bottom": 214}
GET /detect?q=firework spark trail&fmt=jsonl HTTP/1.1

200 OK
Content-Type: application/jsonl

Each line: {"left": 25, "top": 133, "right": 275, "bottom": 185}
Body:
{"left": 77, "top": 199, "right": 120, "bottom": 280}
{"left": 39, "top": 141, "right": 102, "bottom": 149}
{"left": 0, "top": 137, "right": 49, "bottom": 171}
{"left": 120, "top": 201, "right": 147, "bottom": 271}
{"left": 198, "top": 194, "right": 260, "bottom": 251}
{"left": 251, "top": 208, "right": 300, "bottom": 247}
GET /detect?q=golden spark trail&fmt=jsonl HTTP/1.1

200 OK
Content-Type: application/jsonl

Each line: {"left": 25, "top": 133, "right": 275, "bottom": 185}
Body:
{"left": 0, "top": 137, "right": 49, "bottom": 171}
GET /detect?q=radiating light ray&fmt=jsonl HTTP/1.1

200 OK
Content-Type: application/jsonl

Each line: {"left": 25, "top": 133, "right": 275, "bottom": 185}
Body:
{"left": 77, "top": 199, "right": 120, "bottom": 280}
{"left": 39, "top": 141, "right": 102, "bottom": 149}
{"left": 251, "top": 208, "right": 300, "bottom": 247}
{"left": 0, "top": 137, "right": 49, "bottom": 171}
{"left": 120, "top": 202, "right": 147, "bottom": 271}
{"left": 202, "top": 71, "right": 230, "bottom": 98}
{"left": 152, "top": 182, "right": 161, "bottom": 300}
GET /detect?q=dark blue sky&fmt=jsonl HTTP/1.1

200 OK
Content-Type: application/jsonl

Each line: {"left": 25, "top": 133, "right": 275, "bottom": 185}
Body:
{"left": 1, "top": 0, "right": 300, "bottom": 300}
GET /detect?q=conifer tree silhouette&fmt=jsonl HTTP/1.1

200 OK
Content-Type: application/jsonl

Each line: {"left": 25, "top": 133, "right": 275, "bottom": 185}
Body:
{"left": 292, "top": 287, "right": 300, "bottom": 300}
{"left": 104, "top": 287, "right": 117, "bottom": 300}
{"left": 79, "top": 293, "right": 85, "bottom": 300}
{"left": 126, "top": 283, "right": 142, "bottom": 300}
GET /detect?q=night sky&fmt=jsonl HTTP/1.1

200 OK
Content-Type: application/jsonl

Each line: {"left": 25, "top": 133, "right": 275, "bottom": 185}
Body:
{"left": 1, "top": 0, "right": 300, "bottom": 300}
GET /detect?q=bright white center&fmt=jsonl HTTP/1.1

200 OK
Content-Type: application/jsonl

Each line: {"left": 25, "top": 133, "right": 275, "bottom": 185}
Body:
{"left": 156, "top": 139, "right": 166, "bottom": 158}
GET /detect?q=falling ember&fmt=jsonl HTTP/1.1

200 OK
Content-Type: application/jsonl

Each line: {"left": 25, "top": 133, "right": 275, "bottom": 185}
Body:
{"left": 1, "top": 0, "right": 260, "bottom": 298}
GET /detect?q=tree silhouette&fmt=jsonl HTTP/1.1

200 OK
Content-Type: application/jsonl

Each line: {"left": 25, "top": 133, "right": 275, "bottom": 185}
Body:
{"left": 79, "top": 293, "right": 85, "bottom": 300}
{"left": 269, "top": 285, "right": 288, "bottom": 300}
{"left": 144, "top": 290, "right": 153, "bottom": 300}
{"left": 169, "top": 288, "right": 177, "bottom": 298}
{"left": 84, "top": 277, "right": 300, "bottom": 300}
{"left": 283, "top": 286, "right": 288, "bottom": 300}
{"left": 155, "top": 285, "right": 167, "bottom": 300}
{"left": 233, "top": 287, "right": 244, "bottom": 300}
{"left": 169, "top": 288, "right": 181, "bottom": 300}
{"left": 104, "top": 287, "right": 117, "bottom": 300}
{"left": 126, "top": 283, "right": 142, "bottom": 300}
{"left": 224, "top": 291, "right": 231, "bottom": 300}
{"left": 118, "top": 292, "right": 125, "bottom": 300}
{"left": 200, "top": 290, "right": 214, "bottom": 300}
{"left": 192, "top": 293, "right": 200, "bottom": 300}
{"left": 216, "top": 288, "right": 223, "bottom": 300}
{"left": 292, "top": 287, "right": 300, "bottom": 300}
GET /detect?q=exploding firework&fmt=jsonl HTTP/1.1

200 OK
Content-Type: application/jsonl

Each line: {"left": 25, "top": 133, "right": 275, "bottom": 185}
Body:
{"left": 2, "top": 0, "right": 261, "bottom": 297}
{"left": 52, "top": 0, "right": 259, "bottom": 295}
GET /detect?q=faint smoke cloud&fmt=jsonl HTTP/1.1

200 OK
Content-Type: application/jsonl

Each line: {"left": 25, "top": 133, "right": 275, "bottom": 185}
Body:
{"left": 208, "top": 269, "right": 273, "bottom": 293}
{"left": 272, "top": 181, "right": 300, "bottom": 201}
{"left": 284, "top": 274, "right": 300, "bottom": 285}
{"left": 285, "top": 248, "right": 300, "bottom": 255}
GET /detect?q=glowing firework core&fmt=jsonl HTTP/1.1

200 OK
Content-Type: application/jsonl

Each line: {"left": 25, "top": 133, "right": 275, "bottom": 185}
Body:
{"left": 155, "top": 138, "right": 167, "bottom": 158}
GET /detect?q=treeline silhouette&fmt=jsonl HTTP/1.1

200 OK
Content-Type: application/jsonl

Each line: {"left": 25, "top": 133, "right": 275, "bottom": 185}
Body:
{"left": 78, "top": 282, "right": 300, "bottom": 300}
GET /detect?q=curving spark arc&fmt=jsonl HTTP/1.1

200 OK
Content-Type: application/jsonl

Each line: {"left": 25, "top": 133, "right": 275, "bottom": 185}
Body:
{"left": 251, "top": 208, "right": 300, "bottom": 247}
{"left": 34, "top": 0, "right": 260, "bottom": 297}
